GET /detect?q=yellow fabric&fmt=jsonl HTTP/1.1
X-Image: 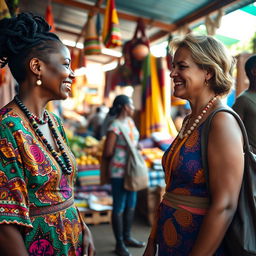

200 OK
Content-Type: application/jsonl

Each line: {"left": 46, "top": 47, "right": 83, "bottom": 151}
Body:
{"left": 0, "top": 0, "right": 11, "bottom": 20}
{"left": 102, "top": 0, "right": 121, "bottom": 48}
{"left": 140, "top": 55, "right": 177, "bottom": 138}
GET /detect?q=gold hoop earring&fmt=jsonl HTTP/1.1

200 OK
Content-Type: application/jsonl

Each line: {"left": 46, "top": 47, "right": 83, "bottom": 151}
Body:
{"left": 36, "top": 76, "right": 42, "bottom": 86}
{"left": 204, "top": 79, "right": 208, "bottom": 86}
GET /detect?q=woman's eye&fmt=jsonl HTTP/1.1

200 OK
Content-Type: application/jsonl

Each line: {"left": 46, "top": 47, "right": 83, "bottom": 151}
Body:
{"left": 179, "top": 65, "right": 188, "bottom": 70}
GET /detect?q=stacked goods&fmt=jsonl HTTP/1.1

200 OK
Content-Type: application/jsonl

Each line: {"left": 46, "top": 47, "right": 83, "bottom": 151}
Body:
{"left": 140, "top": 147, "right": 164, "bottom": 168}
{"left": 140, "top": 147, "right": 165, "bottom": 187}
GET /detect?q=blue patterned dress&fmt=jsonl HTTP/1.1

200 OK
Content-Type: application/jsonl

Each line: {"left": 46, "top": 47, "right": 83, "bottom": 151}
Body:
{"left": 153, "top": 125, "right": 226, "bottom": 255}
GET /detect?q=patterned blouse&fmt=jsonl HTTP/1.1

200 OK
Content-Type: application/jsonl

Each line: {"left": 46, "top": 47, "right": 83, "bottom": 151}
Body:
{"left": 0, "top": 100, "right": 84, "bottom": 256}
{"left": 107, "top": 117, "right": 139, "bottom": 178}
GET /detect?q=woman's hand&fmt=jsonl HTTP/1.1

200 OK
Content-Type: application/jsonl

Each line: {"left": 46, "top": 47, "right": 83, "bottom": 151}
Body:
{"left": 143, "top": 238, "right": 157, "bottom": 256}
{"left": 82, "top": 223, "right": 95, "bottom": 256}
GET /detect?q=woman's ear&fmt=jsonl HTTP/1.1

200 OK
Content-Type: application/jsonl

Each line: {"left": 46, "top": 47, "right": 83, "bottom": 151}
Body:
{"left": 29, "top": 58, "right": 42, "bottom": 75}
{"left": 205, "top": 68, "right": 214, "bottom": 81}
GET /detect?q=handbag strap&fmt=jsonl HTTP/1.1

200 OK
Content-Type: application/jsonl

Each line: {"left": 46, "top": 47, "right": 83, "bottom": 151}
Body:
{"left": 116, "top": 120, "right": 137, "bottom": 156}
{"left": 201, "top": 107, "right": 250, "bottom": 185}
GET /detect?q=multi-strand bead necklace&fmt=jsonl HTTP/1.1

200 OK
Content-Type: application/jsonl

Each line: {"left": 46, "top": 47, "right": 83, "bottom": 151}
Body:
{"left": 14, "top": 95, "right": 72, "bottom": 175}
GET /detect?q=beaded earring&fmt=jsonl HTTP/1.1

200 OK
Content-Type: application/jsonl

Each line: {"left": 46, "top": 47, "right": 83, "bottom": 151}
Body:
{"left": 36, "top": 75, "right": 42, "bottom": 86}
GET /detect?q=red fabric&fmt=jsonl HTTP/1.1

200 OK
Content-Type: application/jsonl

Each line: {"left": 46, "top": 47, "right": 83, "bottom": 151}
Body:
{"left": 45, "top": 4, "right": 55, "bottom": 32}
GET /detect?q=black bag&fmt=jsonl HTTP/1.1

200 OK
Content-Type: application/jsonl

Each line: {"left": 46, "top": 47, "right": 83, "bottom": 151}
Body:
{"left": 201, "top": 107, "right": 256, "bottom": 256}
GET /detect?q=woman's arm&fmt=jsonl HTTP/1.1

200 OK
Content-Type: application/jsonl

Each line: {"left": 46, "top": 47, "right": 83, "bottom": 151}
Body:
{"left": 81, "top": 222, "right": 95, "bottom": 256}
{"left": 190, "top": 112, "right": 244, "bottom": 256}
{"left": 0, "top": 224, "right": 28, "bottom": 256}
{"left": 103, "top": 131, "right": 117, "bottom": 158}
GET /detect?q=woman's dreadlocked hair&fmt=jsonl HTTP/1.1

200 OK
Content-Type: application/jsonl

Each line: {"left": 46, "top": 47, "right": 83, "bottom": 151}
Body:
{"left": 0, "top": 12, "right": 61, "bottom": 84}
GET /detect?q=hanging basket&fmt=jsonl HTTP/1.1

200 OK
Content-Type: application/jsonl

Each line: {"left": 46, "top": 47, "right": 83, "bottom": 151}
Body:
{"left": 84, "top": 14, "right": 102, "bottom": 55}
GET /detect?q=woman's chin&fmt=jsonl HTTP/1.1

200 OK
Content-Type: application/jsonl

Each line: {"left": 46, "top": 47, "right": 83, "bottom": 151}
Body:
{"left": 173, "top": 92, "right": 186, "bottom": 100}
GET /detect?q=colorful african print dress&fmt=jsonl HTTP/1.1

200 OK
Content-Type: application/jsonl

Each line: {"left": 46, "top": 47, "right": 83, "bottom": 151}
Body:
{"left": 0, "top": 101, "right": 84, "bottom": 256}
{"left": 150, "top": 125, "right": 226, "bottom": 256}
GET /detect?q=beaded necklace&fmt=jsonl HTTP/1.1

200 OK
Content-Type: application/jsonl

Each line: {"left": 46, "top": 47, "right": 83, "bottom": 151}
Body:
{"left": 179, "top": 96, "right": 217, "bottom": 139}
{"left": 14, "top": 95, "right": 72, "bottom": 175}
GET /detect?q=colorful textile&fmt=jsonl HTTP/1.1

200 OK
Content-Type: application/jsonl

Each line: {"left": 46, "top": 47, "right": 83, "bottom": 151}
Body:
{"left": 140, "top": 54, "right": 177, "bottom": 139}
{"left": 107, "top": 118, "right": 139, "bottom": 178}
{"left": 45, "top": 3, "right": 55, "bottom": 32}
{"left": 102, "top": 0, "right": 122, "bottom": 48}
{"left": 152, "top": 125, "right": 226, "bottom": 255}
{"left": 84, "top": 14, "right": 101, "bottom": 55}
{"left": 0, "top": 0, "right": 11, "bottom": 20}
{"left": 148, "top": 169, "right": 165, "bottom": 187}
{"left": 0, "top": 101, "right": 84, "bottom": 255}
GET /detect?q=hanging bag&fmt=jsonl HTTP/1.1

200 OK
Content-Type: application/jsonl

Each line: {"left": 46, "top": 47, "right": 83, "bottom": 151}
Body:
{"left": 83, "top": 14, "right": 101, "bottom": 55}
{"left": 201, "top": 107, "right": 256, "bottom": 256}
{"left": 122, "top": 19, "right": 150, "bottom": 85}
{"left": 117, "top": 121, "right": 148, "bottom": 191}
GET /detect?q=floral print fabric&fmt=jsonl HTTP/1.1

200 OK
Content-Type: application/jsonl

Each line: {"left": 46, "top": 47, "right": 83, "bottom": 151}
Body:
{"left": 157, "top": 125, "right": 226, "bottom": 255}
{"left": 0, "top": 101, "right": 83, "bottom": 256}
{"left": 107, "top": 118, "right": 139, "bottom": 178}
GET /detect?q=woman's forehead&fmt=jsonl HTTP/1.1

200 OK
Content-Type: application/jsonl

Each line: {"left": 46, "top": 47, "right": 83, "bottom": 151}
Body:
{"left": 173, "top": 47, "right": 193, "bottom": 63}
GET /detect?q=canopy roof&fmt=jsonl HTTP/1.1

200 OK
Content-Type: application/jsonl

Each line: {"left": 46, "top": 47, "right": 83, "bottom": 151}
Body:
{"left": 18, "top": 0, "right": 255, "bottom": 63}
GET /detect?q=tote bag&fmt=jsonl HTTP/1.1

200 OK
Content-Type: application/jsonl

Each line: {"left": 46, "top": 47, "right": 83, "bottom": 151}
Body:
{"left": 117, "top": 121, "right": 148, "bottom": 191}
{"left": 201, "top": 107, "right": 256, "bottom": 256}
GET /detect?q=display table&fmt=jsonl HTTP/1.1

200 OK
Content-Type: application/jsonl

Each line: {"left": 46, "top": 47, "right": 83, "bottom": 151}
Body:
{"left": 137, "top": 186, "right": 165, "bottom": 226}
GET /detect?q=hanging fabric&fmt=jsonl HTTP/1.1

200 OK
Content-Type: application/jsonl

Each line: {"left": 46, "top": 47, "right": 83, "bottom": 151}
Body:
{"left": 102, "top": 0, "right": 122, "bottom": 48}
{"left": 140, "top": 54, "right": 177, "bottom": 138}
{"left": 122, "top": 18, "right": 150, "bottom": 85}
{"left": 84, "top": 14, "right": 102, "bottom": 55}
{"left": 45, "top": 1, "right": 55, "bottom": 32}
{"left": 0, "top": 0, "right": 11, "bottom": 20}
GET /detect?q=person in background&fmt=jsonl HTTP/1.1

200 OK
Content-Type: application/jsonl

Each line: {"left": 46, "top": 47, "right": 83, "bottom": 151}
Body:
{"left": 102, "top": 95, "right": 145, "bottom": 256}
{"left": 87, "top": 105, "right": 107, "bottom": 140}
{"left": 0, "top": 13, "right": 95, "bottom": 256}
{"left": 232, "top": 55, "right": 256, "bottom": 153}
{"left": 143, "top": 34, "right": 244, "bottom": 255}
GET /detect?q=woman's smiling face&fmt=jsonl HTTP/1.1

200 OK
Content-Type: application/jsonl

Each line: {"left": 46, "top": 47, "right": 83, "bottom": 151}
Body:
{"left": 170, "top": 46, "right": 208, "bottom": 101}
{"left": 39, "top": 43, "right": 75, "bottom": 101}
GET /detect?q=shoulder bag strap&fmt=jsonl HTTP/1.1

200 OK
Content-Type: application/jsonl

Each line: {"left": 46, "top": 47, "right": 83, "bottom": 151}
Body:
{"left": 116, "top": 120, "right": 137, "bottom": 156}
{"left": 201, "top": 107, "right": 250, "bottom": 186}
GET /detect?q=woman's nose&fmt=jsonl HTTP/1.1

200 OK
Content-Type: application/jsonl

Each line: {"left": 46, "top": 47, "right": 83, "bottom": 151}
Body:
{"left": 69, "top": 69, "right": 75, "bottom": 79}
{"left": 170, "top": 69, "right": 176, "bottom": 78}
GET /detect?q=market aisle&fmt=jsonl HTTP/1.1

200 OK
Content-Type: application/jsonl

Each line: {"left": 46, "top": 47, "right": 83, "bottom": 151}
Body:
{"left": 89, "top": 214, "right": 151, "bottom": 256}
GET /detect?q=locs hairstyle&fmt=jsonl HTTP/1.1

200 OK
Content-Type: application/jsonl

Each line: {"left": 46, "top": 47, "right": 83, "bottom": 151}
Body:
{"left": 0, "top": 12, "right": 61, "bottom": 84}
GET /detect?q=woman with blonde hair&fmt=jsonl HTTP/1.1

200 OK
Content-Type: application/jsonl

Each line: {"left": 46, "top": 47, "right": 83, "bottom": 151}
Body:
{"left": 143, "top": 34, "right": 244, "bottom": 255}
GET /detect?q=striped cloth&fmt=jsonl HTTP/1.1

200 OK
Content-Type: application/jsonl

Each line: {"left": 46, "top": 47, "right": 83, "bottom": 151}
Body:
{"left": 102, "top": 0, "right": 122, "bottom": 48}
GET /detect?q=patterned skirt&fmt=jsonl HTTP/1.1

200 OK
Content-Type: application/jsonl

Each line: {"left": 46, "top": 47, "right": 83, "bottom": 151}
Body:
{"left": 156, "top": 203, "right": 226, "bottom": 256}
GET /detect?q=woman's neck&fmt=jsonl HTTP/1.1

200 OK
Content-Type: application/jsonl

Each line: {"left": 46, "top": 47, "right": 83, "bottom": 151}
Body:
{"left": 17, "top": 93, "right": 47, "bottom": 118}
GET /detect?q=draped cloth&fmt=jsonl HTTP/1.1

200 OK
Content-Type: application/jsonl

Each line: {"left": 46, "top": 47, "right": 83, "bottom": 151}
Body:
{"left": 45, "top": 3, "right": 55, "bottom": 32}
{"left": 102, "top": 0, "right": 122, "bottom": 48}
{"left": 0, "top": 0, "right": 11, "bottom": 20}
{"left": 140, "top": 54, "right": 177, "bottom": 139}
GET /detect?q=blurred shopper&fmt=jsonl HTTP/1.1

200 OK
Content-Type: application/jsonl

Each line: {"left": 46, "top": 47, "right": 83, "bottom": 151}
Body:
{"left": 143, "top": 34, "right": 244, "bottom": 256}
{"left": 232, "top": 55, "right": 256, "bottom": 153}
{"left": 87, "top": 106, "right": 107, "bottom": 140}
{"left": 102, "top": 95, "right": 145, "bottom": 256}
{"left": 0, "top": 13, "right": 95, "bottom": 256}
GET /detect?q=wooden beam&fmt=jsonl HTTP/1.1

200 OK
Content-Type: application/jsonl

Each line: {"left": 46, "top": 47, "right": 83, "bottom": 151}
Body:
{"left": 75, "top": 0, "right": 104, "bottom": 44}
{"left": 56, "top": 27, "right": 80, "bottom": 37}
{"left": 52, "top": 0, "right": 175, "bottom": 31}
{"left": 149, "top": 0, "right": 243, "bottom": 42}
